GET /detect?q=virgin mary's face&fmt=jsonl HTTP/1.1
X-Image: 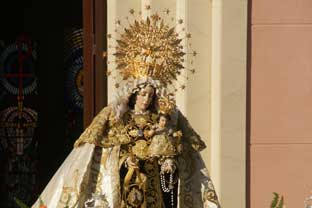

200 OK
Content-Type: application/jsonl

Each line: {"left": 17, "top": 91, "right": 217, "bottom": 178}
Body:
{"left": 135, "top": 85, "right": 155, "bottom": 112}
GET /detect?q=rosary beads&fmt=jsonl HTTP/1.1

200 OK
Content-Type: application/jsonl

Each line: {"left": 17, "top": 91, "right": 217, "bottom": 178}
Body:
{"left": 160, "top": 172, "right": 175, "bottom": 207}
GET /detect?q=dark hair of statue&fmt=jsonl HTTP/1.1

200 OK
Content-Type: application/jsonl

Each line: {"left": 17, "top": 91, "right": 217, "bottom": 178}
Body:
{"left": 157, "top": 113, "right": 171, "bottom": 122}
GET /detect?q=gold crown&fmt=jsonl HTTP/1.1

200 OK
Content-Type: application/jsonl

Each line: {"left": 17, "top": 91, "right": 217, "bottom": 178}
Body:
{"left": 157, "top": 94, "right": 175, "bottom": 115}
{"left": 107, "top": 8, "right": 197, "bottom": 91}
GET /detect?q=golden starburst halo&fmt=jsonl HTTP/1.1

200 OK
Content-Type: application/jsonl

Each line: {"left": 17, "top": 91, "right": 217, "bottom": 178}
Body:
{"left": 107, "top": 8, "right": 198, "bottom": 92}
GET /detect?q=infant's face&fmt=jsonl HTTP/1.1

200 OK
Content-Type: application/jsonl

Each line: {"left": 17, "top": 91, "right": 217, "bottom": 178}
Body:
{"left": 158, "top": 116, "right": 167, "bottom": 128}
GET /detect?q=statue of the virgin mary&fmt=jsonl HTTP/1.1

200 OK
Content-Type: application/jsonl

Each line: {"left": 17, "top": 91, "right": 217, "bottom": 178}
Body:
{"left": 32, "top": 11, "right": 220, "bottom": 208}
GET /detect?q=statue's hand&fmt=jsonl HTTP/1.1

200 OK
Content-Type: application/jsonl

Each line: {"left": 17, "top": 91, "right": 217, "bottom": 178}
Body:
{"left": 160, "top": 158, "right": 177, "bottom": 174}
{"left": 173, "top": 130, "right": 182, "bottom": 138}
{"left": 144, "top": 129, "right": 155, "bottom": 138}
{"left": 126, "top": 155, "right": 139, "bottom": 168}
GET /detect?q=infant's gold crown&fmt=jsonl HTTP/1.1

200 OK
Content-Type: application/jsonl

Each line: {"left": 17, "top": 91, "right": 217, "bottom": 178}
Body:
{"left": 158, "top": 95, "right": 175, "bottom": 115}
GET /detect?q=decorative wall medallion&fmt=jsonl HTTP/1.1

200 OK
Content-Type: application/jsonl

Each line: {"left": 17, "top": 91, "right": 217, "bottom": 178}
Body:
{"left": 0, "top": 107, "right": 37, "bottom": 155}
{"left": 0, "top": 41, "right": 37, "bottom": 95}
{"left": 64, "top": 29, "right": 83, "bottom": 110}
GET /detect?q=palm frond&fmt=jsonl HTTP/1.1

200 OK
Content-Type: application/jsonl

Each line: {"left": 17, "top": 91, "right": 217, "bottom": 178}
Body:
{"left": 270, "top": 192, "right": 284, "bottom": 208}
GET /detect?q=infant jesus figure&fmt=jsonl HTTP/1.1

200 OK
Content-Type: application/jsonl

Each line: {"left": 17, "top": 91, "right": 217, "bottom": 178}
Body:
{"left": 140, "top": 94, "right": 185, "bottom": 200}
{"left": 145, "top": 112, "right": 184, "bottom": 200}
{"left": 146, "top": 113, "right": 183, "bottom": 159}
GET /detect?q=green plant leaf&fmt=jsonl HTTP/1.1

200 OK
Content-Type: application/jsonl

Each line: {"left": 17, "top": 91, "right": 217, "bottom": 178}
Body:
{"left": 14, "top": 197, "right": 30, "bottom": 208}
{"left": 271, "top": 192, "right": 279, "bottom": 208}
